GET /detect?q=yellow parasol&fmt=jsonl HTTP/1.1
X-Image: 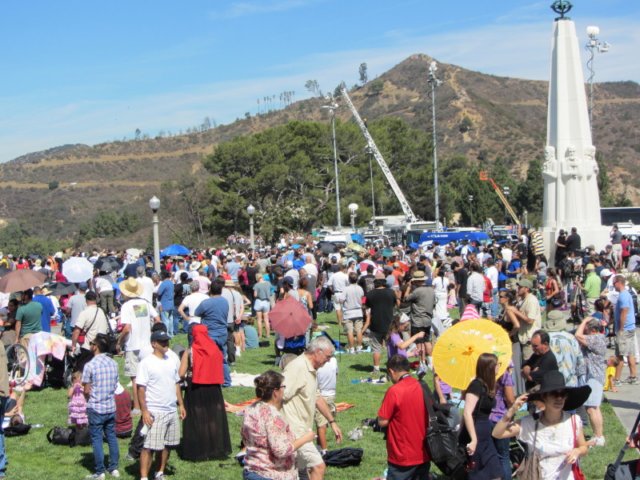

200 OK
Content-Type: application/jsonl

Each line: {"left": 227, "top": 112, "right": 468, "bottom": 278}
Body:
{"left": 432, "top": 319, "right": 512, "bottom": 390}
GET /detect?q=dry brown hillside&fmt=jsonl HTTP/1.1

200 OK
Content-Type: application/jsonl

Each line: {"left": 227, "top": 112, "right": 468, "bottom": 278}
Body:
{"left": 0, "top": 54, "right": 637, "bottom": 245}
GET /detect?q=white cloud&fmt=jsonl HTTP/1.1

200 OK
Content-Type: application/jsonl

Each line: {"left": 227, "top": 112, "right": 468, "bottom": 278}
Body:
{"left": 1, "top": 15, "right": 638, "bottom": 163}
{"left": 209, "top": 0, "right": 317, "bottom": 19}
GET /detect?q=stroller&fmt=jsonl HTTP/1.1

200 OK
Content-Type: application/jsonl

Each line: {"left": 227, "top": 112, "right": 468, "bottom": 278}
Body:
{"left": 44, "top": 349, "right": 75, "bottom": 388}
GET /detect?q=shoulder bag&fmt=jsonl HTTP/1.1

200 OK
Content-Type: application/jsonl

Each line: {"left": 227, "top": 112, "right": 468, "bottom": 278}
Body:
{"left": 514, "top": 420, "right": 542, "bottom": 480}
{"left": 77, "top": 307, "right": 99, "bottom": 345}
{"left": 571, "top": 415, "right": 586, "bottom": 480}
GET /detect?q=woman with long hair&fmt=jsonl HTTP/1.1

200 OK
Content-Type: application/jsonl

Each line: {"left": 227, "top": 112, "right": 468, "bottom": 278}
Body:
{"left": 385, "top": 314, "right": 424, "bottom": 359}
{"left": 496, "top": 289, "right": 525, "bottom": 396}
{"left": 545, "top": 268, "right": 563, "bottom": 312}
{"left": 241, "top": 370, "right": 315, "bottom": 479}
{"left": 461, "top": 353, "right": 503, "bottom": 480}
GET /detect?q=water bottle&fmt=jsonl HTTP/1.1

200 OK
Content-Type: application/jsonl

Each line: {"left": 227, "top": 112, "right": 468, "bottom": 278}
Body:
{"left": 31, "top": 423, "right": 44, "bottom": 429}
{"left": 140, "top": 424, "right": 150, "bottom": 436}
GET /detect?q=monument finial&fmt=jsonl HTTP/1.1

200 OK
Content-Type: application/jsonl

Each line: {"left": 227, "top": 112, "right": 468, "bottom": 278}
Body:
{"left": 551, "top": 0, "right": 572, "bottom": 21}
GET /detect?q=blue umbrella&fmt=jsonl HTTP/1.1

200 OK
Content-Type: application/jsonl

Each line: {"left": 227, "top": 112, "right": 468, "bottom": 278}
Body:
{"left": 160, "top": 244, "right": 191, "bottom": 257}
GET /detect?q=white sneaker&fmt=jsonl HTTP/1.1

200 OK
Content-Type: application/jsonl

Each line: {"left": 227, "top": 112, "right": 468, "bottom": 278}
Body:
{"left": 109, "top": 470, "right": 121, "bottom": 478}
{"left": 348, "top": 348, "right": 355, "bottom": 354}
{"left": 356, "top": 346, "right": 363, "bottom": 353}
{"left": 235, "top": 347, "right": 242, "bottom": 357}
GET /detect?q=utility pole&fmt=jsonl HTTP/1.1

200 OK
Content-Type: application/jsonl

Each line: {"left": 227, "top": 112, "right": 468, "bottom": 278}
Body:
{"left": 322, "top": 98, "right": 341, "bottom": 228}
{"left": 428, "top": 61, "right": 442, "bottom": 230}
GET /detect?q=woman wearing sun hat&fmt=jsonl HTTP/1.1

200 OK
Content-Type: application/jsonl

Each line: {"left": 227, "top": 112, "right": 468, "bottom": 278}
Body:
{"left": 492, "top": 370, "right": 591, "bottom": 479}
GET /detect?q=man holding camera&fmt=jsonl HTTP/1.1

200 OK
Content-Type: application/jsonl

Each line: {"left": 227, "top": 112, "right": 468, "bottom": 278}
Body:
{"left": 378, "top": 355, "right": 430, "bottom": 480}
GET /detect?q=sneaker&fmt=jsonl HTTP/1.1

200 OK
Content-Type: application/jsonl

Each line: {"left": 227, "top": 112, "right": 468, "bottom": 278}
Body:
{"left": 624, "top": 377, "right": 638, "bottom": 385}
{"left": 348, "top": 347, "right": 355, "bottom": 354}
{"left": 109, "top": 470, "right": 121, "bottom": 478}
{"left": 416, "top": 364, "right": 427, "bottom": 380}
{"left": 355, "top": 346, "right": 363, "bottom": 353}
{"left": 593, "top": 436, "right": 606, "bottom": 447}
{"left": 124, "top": 454, "right": 136, "bottom": 462}
{"left": 85, "top": 474, "right": 105, "bottom": 480}
{"left": 154, "top": 473, "right": 165, "bottom": 480}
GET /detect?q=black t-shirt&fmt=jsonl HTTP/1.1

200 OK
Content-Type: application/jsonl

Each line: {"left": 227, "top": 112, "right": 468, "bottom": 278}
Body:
{"left": 454, "top": 268, "right": 468, "bottom": 297}
{"left": 565, "top": 233, "right": 581, "bottom": 252}
{"left": 358, "top": 274, "right": 376, "bottom": 294}
{"left": 365, "top": 287, "right": 396, "bottom": 334}
{"left": 523, "top": 350, "right": 559, "bottom": 390}
{"left": 466, "top": 378, "right": 495, "bottom": 421}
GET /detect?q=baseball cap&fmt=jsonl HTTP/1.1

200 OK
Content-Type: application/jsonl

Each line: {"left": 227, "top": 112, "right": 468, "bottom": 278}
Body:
{"left": 151, "top": 331, "right": 171, "bottom": 343}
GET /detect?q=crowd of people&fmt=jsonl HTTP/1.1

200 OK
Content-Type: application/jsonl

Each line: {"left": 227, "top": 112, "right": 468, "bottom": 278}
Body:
{"left": 0, "top": 223, "right": 638, "bottom": 479}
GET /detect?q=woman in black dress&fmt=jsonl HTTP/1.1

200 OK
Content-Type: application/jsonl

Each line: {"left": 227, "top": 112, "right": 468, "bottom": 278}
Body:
{"left": 460, "top": 352, "right": 503, "bottom": 480}
{"left": 178, "top": 324, "right": 231, "bottom": 460}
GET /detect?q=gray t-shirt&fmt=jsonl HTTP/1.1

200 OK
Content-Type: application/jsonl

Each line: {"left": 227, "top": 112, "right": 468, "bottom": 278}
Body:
{"left": 611, "top": 230, "right": 623, "bottom": 244}
{"left": 253, "top": 281, "right": 271, "bottom": 301}
{"left": 68, "top": 293, "right": 87, "bottom": 327}
{"left": 342, "top": 284, "right": 364, "bottom": 320}
{"left": 406, "top": 286, "right": 435, "bottom": 328}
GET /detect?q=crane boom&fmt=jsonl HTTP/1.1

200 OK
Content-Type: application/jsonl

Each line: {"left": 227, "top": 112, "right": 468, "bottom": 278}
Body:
{"left": 340, "top": 86, "right": 419, "bottom": 223}
{"left": 479, "top": 171, "right": 521, "bottom": 224}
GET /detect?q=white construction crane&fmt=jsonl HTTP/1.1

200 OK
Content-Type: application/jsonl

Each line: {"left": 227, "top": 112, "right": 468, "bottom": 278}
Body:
{"left": 340, "top": 85, "right": 419, "bottom": 223}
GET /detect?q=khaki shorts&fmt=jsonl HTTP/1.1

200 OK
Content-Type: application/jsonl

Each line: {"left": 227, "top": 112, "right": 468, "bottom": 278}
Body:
{"left": 125, "top": 350, "right": 141, "bottom": 377}
{"left": 333, "top": 301, "right": 343, "bottom": 312}
{"left": 368, "top": 331, "right": 386, "bottom": 354}
{"left": 143, "top": 411, "right": 180, "bottom": 451}
{"left": 343, "top": 318, "right": 363, "bottom": 336}
{"left": 314, "top": 395, "right": 336, "bottom": 428}
{"left": 616, "top": 330, "right": 636, "bottom": 357}
{"left": 296, "top": 441, "right": 324, "bottom": 470}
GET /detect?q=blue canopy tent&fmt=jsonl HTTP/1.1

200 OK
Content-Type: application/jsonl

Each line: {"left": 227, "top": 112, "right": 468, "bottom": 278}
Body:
{"left": 160, "top": 244, "right": 191, "bottom": 257}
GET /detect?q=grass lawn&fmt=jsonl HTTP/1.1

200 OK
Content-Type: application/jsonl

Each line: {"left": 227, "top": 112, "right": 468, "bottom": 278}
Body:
{"left": 7, "top": 312, "right": 638, "bottom": 479}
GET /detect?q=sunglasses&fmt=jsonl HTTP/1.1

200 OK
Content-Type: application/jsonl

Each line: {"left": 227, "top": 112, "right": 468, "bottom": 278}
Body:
{"left": 547, "top": 390, "right": 568, "bottom": 398}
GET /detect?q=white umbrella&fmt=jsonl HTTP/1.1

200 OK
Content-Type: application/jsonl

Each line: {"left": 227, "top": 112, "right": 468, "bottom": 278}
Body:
{"left": 62, "top": 257, "right": 94, "bottom": 283}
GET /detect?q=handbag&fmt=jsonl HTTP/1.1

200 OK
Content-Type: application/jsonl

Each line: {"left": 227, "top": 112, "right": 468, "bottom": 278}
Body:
{"left": 514, "top": 420, "right": 542, "bottom": 480}
{"left": 47, "top": 426, "right": 76, "bottom": 447}
{"left": 570, "top": 415, "right": 586, "bottom": 480}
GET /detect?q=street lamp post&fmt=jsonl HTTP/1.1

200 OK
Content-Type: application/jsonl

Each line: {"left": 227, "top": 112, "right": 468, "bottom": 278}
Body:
{"left": 348, "top": 203, "right": 358, "bottom": 231}
{"left": 366, "top": 146, "right": 376, "bottom": 223}
{"left": 428, "top": 61, "right": 443, "bottom": 229}
{"left": 149, "top": 196, "right": 161, "bottom": 273}
{"left": 585, "top": 26, "right": 609, "bottom": 129}
{"left": 468, "top": 195, "right": 474, "bottom": 226}
{"left": 322, "top": 98, "right": 341, "bottom": 229}
{"left": 247, "top": 204, "right": 256, "bottom": 250}
{"left": 502, "top": 186, "right": 510, "bottom": 224}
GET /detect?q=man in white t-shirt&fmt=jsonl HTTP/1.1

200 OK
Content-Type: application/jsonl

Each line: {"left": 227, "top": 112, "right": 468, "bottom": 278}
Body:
{"left": 484, "top": 258, "right": 499, "bottom": 318}
{"left": 137, "top": 330, "right": 185, "bottom": 480}
{"left": 177, "top": 280, "right": 208, "bottom": 343}
{"left": 329, "top": 263, "right": 350, "bottom": 327}
{"left": 136, "top": 266, "right": 155, "bottom": 305}
{"left": 314, "top": 356, "right": 338, "bottom": 455}
{"left": 117, "top": 278, "right": 160, "bottom": 415}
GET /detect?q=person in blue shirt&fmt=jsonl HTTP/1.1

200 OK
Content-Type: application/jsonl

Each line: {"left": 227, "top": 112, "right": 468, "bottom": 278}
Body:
{"left": 156, "top": 271, "right": 175, "bottom": 337}
{"left": 195, "top": 282, "right": 231, "bottom": 387}
{"left": 33, "top": 286, "right": 55, "bottom": 333}
{"left": 613, "top": 275, "right": 637, "bottom": 384}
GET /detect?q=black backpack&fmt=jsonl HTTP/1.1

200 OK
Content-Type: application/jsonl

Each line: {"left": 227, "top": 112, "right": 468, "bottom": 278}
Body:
{"left": 419, "top": 380, "right": 468, "bottom": 480}
{"left": 322, "top": 447, "right": 363, "bottom": 468}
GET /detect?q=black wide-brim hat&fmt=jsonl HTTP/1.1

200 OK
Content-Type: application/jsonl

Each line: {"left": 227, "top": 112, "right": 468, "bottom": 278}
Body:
{"left": 527, "top": 370, "right": 591, "bottom": 411}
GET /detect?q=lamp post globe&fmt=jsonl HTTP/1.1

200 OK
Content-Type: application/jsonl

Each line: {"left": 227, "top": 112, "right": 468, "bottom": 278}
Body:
{"left": 247, "top": 204, "right": 256, "bottom": 250}
{"left": 149, "top": 196, "right": 161, "bottom": 273}
{"left": 348, "top": 203, "right": 358, "bottom": 230}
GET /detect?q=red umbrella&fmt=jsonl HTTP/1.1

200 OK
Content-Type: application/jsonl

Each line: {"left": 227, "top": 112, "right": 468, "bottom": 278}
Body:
{"left": 269, "top": 297, "right": 312, "bottom": 338}
{"left": 0, "top": 269, "right": 47, "bottom": 293}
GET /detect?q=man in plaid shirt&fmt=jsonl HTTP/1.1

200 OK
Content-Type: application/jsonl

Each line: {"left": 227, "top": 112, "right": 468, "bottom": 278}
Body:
{"left": 82, "top": 334, "right": 120, "bottom": 479}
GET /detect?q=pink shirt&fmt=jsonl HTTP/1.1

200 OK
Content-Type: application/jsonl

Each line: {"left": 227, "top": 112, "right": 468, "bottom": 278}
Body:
{"left": 241, "top": 402, "right": 297, "bottom": 480}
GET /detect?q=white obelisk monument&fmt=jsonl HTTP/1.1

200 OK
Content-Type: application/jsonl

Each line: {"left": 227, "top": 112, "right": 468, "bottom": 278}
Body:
{"left": 542, "top": 1, "right": 609, "bottom": 261}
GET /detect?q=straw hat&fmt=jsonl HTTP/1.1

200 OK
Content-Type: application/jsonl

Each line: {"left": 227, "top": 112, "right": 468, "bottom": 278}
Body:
{"left": 119, "top": 277, "right": 143, "bottom": 297}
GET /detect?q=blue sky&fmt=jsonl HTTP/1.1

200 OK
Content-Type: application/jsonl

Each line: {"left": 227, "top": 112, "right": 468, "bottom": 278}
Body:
{"left": 0, "top": 0, "right": 638, "bottom": 163}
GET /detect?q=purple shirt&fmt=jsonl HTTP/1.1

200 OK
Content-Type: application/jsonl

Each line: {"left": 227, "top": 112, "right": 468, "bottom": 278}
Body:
{"left": 489, "top": 370, "right": 514, "bottom": 423}
{"left": 387, "top": 333, "right": 408, "bottom": 358}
